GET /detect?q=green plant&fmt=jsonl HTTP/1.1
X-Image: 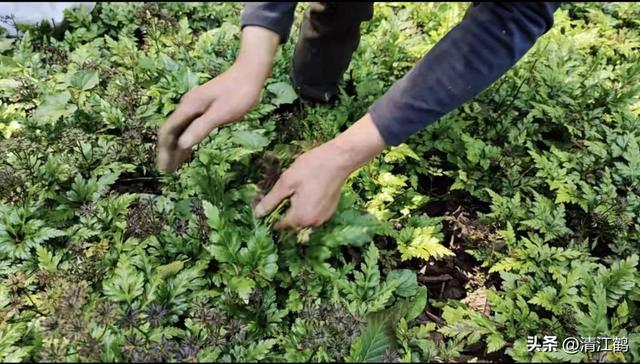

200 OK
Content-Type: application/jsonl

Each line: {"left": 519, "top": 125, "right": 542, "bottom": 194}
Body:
{"left": 0, "top": 2, "right": 639, "bottom": 362}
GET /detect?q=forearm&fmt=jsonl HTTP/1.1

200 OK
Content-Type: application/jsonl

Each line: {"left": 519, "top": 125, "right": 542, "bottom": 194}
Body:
{"left": 233, "top": 26, "right": 281, "bottom": 85}
{"left": 234, "top": 2, "right": 298, "bottom": 85}
{"left": 369, "top": 2, "right": 561, "bottom": 146}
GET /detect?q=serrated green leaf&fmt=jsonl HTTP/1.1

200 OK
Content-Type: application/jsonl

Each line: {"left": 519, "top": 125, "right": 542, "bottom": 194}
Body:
{"left": 229, "top": 276, "right": 255, "bottom": 302}
{"left": 156, "top": 260, "right": 185, "bottom": 279}
{"left": 36, "top": 245, "right": 61, "bottom": 273}
{"left": 103, "top": 256, "right": 145, "bottom": 304}
{"left": 486, "top": 333, "right": 507, "bottom": 353}
{"left": 242, "top": 339, "right": 277, "bottom": 362}
{"left": 398, "top": 226, "right": 454, "bottom": 262}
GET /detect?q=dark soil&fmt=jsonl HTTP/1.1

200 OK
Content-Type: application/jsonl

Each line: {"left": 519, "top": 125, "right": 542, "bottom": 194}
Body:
{"left": 112, "top": 172, "right": 163, "bottom": 195}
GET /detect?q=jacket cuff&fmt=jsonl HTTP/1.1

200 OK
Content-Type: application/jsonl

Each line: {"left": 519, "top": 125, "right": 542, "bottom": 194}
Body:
{"left": 240, "top": 2, "right": 297, "bottom": 44}
{"left": 368, "top": 99, "right": 406, "bottom": 147}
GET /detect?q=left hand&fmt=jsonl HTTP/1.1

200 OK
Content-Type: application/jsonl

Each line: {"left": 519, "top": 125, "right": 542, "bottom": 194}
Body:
{"left": 253, "top": 113, "right": 387, "bottom": 229}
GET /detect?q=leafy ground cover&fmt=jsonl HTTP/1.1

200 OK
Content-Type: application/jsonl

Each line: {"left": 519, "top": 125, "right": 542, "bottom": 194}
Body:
{"left": 0, "top": 2, "right": 639, "bottom": 362}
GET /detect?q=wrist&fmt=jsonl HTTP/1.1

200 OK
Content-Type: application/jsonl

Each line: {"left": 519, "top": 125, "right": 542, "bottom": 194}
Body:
{"left": 328, "top": 113, "right": 387, "bottom": 175}
{"left": 228, "top": 60, "right": 269, "bottom": 90}
{"left": 233, "top": 26, "right": 279, "bottom": 85}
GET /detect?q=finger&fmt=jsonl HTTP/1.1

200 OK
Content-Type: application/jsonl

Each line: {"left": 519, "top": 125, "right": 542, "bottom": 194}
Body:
{"left": 158, "top": 142, "right": 192, "bottom": 172}
{"left": 274, "top": 209, "right": 297, "bottom": 231}
{"left": 177, "top": 103, "right": 234, "bottom": 150}
{"left": 254, "top": 175, "right": 294, "bottom": 218}
{"left": 274, "top": 192, "right": 310, "bottom": 230}
{"left": 273, "top": 196, "right": 315, "bottom": 231}
{"left": 158, "top": 104, "right": 202, "bottom": 152}
{"left": 157, "top": 145, "right": 174, "bottom": 172}
{"left": 157, "top": 139, "right": 186, "bottom": 172}
{"left": 157, "top": 103, "right": 205, "bottom": 172}
{"left": 161, "top": 146, "right": 192, "bottom": 173}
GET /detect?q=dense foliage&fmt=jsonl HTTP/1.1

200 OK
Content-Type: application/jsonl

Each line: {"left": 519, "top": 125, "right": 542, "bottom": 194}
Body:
{"left": 1, "top": 2, "right": 639, "bottom": 362}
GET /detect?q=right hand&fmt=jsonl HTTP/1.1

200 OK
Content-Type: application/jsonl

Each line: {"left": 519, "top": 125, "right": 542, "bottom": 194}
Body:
{"left": 157, "top": 64, "right": 264, "bottom": 172}
{"left": 157, "top": 26, "right": 280, "bottom": 173}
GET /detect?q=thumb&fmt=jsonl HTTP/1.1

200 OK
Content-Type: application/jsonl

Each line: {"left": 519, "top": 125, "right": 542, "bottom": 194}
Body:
{"left": 254, "top": 176, "right": 294, "bottom": 218}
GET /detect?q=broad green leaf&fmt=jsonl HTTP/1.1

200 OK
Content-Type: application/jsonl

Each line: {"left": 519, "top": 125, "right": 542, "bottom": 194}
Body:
{"left": 202, "top": 200, "right": 221, "bottom": 229}
{"left": 232, "top": 130, "right": 269, "bottom": 150}
{"left": 387, "top": 269, "right": 418, "bottom": 297}
{"left": 71, "top": 70, "right": 100, "bottom": 90}
{"left": 0, "top": 55, "right": 18, "bottom": 68}
{"left": 267, "top": 81, "right": 298, "bottom": 106}
{"left": 175, "top": 68, "right": 199, "bottom": 92}
{"left": 405, "top": 286, "right": 428, "bottom": 322}
{"left": 32, "top": 91, "right": 77, "bottom": 124}
{"left": 159, "top": 53, "right": 179, "bottom": 71}
{"left": 349, "top": 301, "right": 410, "bottom": 362}
{"left": 0, "top": 78, "right": 19, "bottom": 92}
{"left": 0, "top": 37, "right": 15, "bottom": 53}
{"left": 349, "top": 310, "right": 396, "bottom": 362}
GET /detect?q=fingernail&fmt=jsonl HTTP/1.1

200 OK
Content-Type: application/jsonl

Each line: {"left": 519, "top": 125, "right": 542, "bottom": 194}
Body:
{"left": 177, "top": 136, "right": 193, "bottom": 150}
{"left": 157, "top": 153, "right": 168, "bottom": 171}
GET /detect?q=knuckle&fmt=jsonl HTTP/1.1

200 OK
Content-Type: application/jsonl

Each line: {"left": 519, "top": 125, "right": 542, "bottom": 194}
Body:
{"left": 157, "top": 127, "right": 173, "bottom": 144}
{"left": 279, "top": 170, "right": 294, "bottom": 187}
{"left": 180, "top": 92, "right": 207, "bottom": 113}
{"left": 180, "top": 92, "right": 195, "bottom": 104}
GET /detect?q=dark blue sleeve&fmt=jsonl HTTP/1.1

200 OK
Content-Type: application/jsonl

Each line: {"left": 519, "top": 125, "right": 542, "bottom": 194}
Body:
{"left": 369, "top": 2, "right": 562, "bottom": 146}
{"left": 240, "top": 2, "right": 298, "bottom": 44}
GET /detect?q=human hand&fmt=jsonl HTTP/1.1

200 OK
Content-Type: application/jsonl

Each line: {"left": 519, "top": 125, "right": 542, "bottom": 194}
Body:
{"left": 157, "top": 26, "right": 279, "bottom": 172}
{"left": 157, "top": 65, "right": 264, "bottom": 171}
{"left": 253, "top": 113, "right": 387, "bottom": 229}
